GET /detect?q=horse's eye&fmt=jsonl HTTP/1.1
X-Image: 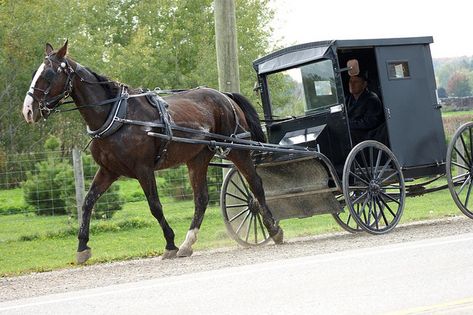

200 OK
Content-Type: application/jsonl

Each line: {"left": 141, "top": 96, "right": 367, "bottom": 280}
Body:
{"left": 42, "top": 69, "right": 56, "bottom": 83}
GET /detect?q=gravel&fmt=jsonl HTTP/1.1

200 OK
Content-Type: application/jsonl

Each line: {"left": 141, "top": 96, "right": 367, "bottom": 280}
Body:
{"left": 1, "top": 216, "right": 472, "bottom": 302}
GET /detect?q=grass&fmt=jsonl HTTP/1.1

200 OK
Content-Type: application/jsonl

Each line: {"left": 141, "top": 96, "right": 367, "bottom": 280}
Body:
{"left": 441, "top": 109, "right": 473, "bottom": 117}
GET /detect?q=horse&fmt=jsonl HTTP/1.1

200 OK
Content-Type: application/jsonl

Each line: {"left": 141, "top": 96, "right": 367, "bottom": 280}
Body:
{"left": 22, "top": 41, "right": 283, "bottom": 264}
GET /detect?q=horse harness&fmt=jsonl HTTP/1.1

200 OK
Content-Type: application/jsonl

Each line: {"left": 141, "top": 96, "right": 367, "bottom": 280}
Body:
{"left": 33, "top": 56, "right": 249, "bottom": 163}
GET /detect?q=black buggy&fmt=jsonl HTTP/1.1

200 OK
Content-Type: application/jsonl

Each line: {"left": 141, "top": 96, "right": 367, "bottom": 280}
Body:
{"left": 220, "top": 36, "right": 473, "bottom": 245}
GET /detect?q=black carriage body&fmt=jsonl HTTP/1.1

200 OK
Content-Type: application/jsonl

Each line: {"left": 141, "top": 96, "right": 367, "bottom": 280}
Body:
{"left": 253, "top": 37, "right": 446, "bottom": 178}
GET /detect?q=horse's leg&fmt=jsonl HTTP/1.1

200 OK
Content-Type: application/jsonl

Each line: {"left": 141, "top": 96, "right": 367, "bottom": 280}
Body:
{"left": 228, "top": 151, "right": 283, "bottom": 244}
{"left": 177, "top": 151, "right": 214, "bottom": 257}
{"left": 137, "top": 170, "right": 178, "bottom": 259}
{"left": 77, "top": 167, "right": 119, "bottom": 264}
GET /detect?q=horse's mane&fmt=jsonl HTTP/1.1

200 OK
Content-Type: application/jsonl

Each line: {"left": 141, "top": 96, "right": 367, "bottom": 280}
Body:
{"left": 86, "top": 67, "right": 121, "bottom": 98}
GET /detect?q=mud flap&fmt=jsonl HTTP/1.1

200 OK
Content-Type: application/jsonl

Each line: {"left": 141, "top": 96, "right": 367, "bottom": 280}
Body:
{"left": 256, "top": 156, "right": 342, "bottom": 221}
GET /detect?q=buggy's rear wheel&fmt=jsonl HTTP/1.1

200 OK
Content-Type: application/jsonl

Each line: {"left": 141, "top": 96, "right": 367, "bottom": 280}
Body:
{"left": 342, "top": 141, "right": 405, "bottom": 234}
{"left": 446, "top": 122, "right": 473, "bottom": 219}
{"left": 220, "top": 167, "right": 272, "bottom": 246}
{"left": 332, "top": 195, "right": 362, "bottom": 233}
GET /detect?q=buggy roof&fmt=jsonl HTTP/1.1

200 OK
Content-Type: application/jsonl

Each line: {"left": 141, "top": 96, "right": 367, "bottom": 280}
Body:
{"left": 253, "top": 36, "right": 433, "bottom": 75}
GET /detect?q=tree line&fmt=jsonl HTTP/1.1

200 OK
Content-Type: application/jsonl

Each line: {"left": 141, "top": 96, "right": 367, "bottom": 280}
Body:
{"left": 0, "top": 0, "right": 274, "bottom": 154}
{"left": 434, "top": 56, "right": 473, "bottom": 98}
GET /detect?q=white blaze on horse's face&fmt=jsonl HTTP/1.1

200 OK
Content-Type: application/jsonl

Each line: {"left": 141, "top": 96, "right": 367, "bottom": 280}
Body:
{"left": 22, "top": 62, "right": 45, "bottom": 123}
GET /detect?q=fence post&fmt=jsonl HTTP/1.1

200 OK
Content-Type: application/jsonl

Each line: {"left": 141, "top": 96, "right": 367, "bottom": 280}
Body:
{"left": 72, "top": 148, "right": 85, "bottom": 226}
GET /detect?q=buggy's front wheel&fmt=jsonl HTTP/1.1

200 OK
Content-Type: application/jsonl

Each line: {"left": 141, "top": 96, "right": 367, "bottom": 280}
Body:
{"left": 220, "top": 167, "right": 272, "bottom": 246}
{"left": 446, "top": 121, "right": 473, "bottom": 219}
{"left": 342, "top": 140, "right": 405, "bottom": 234}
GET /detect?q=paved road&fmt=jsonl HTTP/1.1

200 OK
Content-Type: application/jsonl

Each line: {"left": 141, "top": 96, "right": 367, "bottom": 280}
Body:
{"left": 1, "top": 232, "right": 473, "bottom": 314}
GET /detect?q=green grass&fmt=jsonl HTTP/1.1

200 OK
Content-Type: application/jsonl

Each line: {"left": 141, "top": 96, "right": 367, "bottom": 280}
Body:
{"left": 441, "top": 109, "right": 473, "bottom": 117}
{"left": 0, "top": 187, "right": 29, "bottom": 214}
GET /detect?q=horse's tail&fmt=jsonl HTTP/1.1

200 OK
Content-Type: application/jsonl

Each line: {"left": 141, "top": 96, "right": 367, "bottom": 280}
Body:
{"left": 224, "top": 92, "right": 266, "bottom": 143}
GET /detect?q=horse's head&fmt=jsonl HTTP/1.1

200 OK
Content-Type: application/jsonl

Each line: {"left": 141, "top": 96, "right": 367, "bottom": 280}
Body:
{"left": 22, "top": 40, "right": 74, "bottom": 123}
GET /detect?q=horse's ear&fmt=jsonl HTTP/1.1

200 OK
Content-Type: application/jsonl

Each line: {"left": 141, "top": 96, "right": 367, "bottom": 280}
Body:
{"left": 45, "top": 43, "right": 54, "bottom": 56}
{"left": 56, "top": 40, "right": 68, "bottom": 59}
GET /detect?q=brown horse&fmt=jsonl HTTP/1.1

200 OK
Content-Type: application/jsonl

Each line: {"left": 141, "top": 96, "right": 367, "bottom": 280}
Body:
{"left": 22, "top": 41, "right": 283, "bottom": 264}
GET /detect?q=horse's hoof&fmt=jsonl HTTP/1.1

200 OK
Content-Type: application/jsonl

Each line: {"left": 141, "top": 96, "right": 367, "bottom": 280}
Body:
{"left": 177, "top": 247, "right": 193, "bottom": 257}
{"left": 271, "top": 227, "right": 284, "bottom": 244}
{"left": 76, "top": 248, "right": 92, "bottom": 264}
{"left": 162, "top": 249, "right": 178, "bottom": 260}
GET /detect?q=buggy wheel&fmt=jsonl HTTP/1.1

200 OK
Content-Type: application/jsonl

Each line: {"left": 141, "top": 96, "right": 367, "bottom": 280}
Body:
{"left": 446, "top": 122, "right": 473, "bottom": 219}
{"left": 220, "top": 167, "right": 272, "bottom": 246}
{"left": 342, "top": 140, "right": 405, "bottom": 235}
{"left": 332, "top": 195, "right": 363, "bottom": 233}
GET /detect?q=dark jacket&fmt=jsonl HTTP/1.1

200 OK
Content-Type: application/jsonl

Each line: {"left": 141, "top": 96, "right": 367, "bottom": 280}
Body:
{"left": 346, "top": 89, "right": 384, "bottom": 130}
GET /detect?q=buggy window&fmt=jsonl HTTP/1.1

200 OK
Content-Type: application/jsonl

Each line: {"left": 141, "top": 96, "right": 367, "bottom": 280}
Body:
{"left": 387, "top": 61, "right": 410, "bottom": 79}
{"left": 266, "top": 59, "right": 338, "bottom": 118}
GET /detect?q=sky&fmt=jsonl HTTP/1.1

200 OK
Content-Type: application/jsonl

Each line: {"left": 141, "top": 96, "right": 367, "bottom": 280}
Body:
{"left": 270, "top": 0, "right": 471, "bottom": 58}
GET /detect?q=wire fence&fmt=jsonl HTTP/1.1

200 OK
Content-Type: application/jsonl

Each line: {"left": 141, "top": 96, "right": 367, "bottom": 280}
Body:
{"left": 0, "top": 149, "right": 223, "bottom": 222}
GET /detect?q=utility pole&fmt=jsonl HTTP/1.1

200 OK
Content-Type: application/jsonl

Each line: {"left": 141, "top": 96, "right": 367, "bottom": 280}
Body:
{"left": 214, "top": 0, "right": 240, "bottom": 93}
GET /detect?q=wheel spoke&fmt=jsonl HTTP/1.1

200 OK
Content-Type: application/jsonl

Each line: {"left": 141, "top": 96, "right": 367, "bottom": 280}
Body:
{"left": 226, "top": 203, "right": 249, "bottom": 209}
{"left": 373, "top": 149, "right": 383, "bottom": 178}
{"left": 463, "top": 179, "right": 473, "bottom": 209}
{"left": 380, "top": 191, "right": 401, "bottom": 205}
{"left": 469, "top": 127, "right": 473, "bottom": 163}
{"left": 451, "top": 161, "right": 470, "bottom": 171}
{"left": 230, "top": 179, "right": 249, "bottom": 199}
{"left": 460, "top": 132, "right": 472, "bottom": 165}
{"left": 376, "top": 197, "right": 390, "bottom": 226}
{"left": 375, "top": 157, "right": 393, "bottom": 181}
{"left": 360, "top": 150, "right": 373, "bottom": 180}
{"left": 237, "top": 172, "right": 252, "bottom": 197}
{"left": 349, "top": 170, "right": 370, "bottom": 186}
{"left": 379, "top": 170, "right": 398, "bottom": 185}
{"left": 353, "top": 158, "right": 371, "bottom": 182}
{"left": 351, "top": 190, "right": 369, "bottom": 204}
{"left": 454, "top": 145, "right": 471, "bottom": 167}
{"left": 456, "top": 175, "right": 471, "bottom": 196}
{"left": 371, "top": 198, "right": 380, "bottom": 229}
{"left": 366, "top": 199, "right": 373, "bottom": 226}
{"left": 235, "top": 211, "right": 251, "bottom": 235}
{"left": 378, "top": 194, "right": 397, "bottom": 217}
{"left": 256, "top": 213, "right": 267, "bottom": 240}
{"left": 225, "top": 191, "right": 247, "bottom": 203}
{"left": 253, "top": 215, "right": 258, "bottom": 243}
{"left": 245, "top": 214, "right": 253, "bottom": 243}
{"left": 229, "top": 207, "right": 249, "bottom": 223}
{"left": 369, "top": 147, "right": 374, "bottom": 178}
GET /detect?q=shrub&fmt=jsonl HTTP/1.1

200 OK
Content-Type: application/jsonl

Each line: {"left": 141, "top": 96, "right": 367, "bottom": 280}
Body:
{"left": 23, "top": 159, "right": 75, "bottom": 216}
{"left": 77, "top": 153, "right": 125, "bottom": 219}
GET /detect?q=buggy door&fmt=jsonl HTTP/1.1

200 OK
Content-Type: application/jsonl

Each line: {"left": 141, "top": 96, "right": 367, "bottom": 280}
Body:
{"left": 375, "top": 45, "right": 446, "bottom": 168}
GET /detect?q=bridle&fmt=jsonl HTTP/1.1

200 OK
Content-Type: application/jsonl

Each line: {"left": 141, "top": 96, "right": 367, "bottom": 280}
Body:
{"left": 28, "top": 55, "right": 75, "bottom": 118}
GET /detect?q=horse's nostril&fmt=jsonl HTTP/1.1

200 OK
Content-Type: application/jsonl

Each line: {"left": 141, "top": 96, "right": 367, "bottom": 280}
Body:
{"left": 25, "top": 109, "right": 33, "bottom": 123}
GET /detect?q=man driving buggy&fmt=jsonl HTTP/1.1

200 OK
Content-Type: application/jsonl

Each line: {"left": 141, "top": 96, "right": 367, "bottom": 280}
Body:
{"left": 346, "top": 71, "right": 385, "bottom": 145}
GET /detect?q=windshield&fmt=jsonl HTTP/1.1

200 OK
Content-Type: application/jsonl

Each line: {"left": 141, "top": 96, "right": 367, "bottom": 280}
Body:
{"left": 266, "top": 59, "right": 338, "bottom": 118}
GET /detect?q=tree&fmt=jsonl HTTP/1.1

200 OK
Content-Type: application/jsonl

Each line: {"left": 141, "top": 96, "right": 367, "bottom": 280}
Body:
{"left": 0, "top": 0, "right": 276, "bottom": 153}
{"left": 447, "top": 71, "right": 471, "bottom": 97}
